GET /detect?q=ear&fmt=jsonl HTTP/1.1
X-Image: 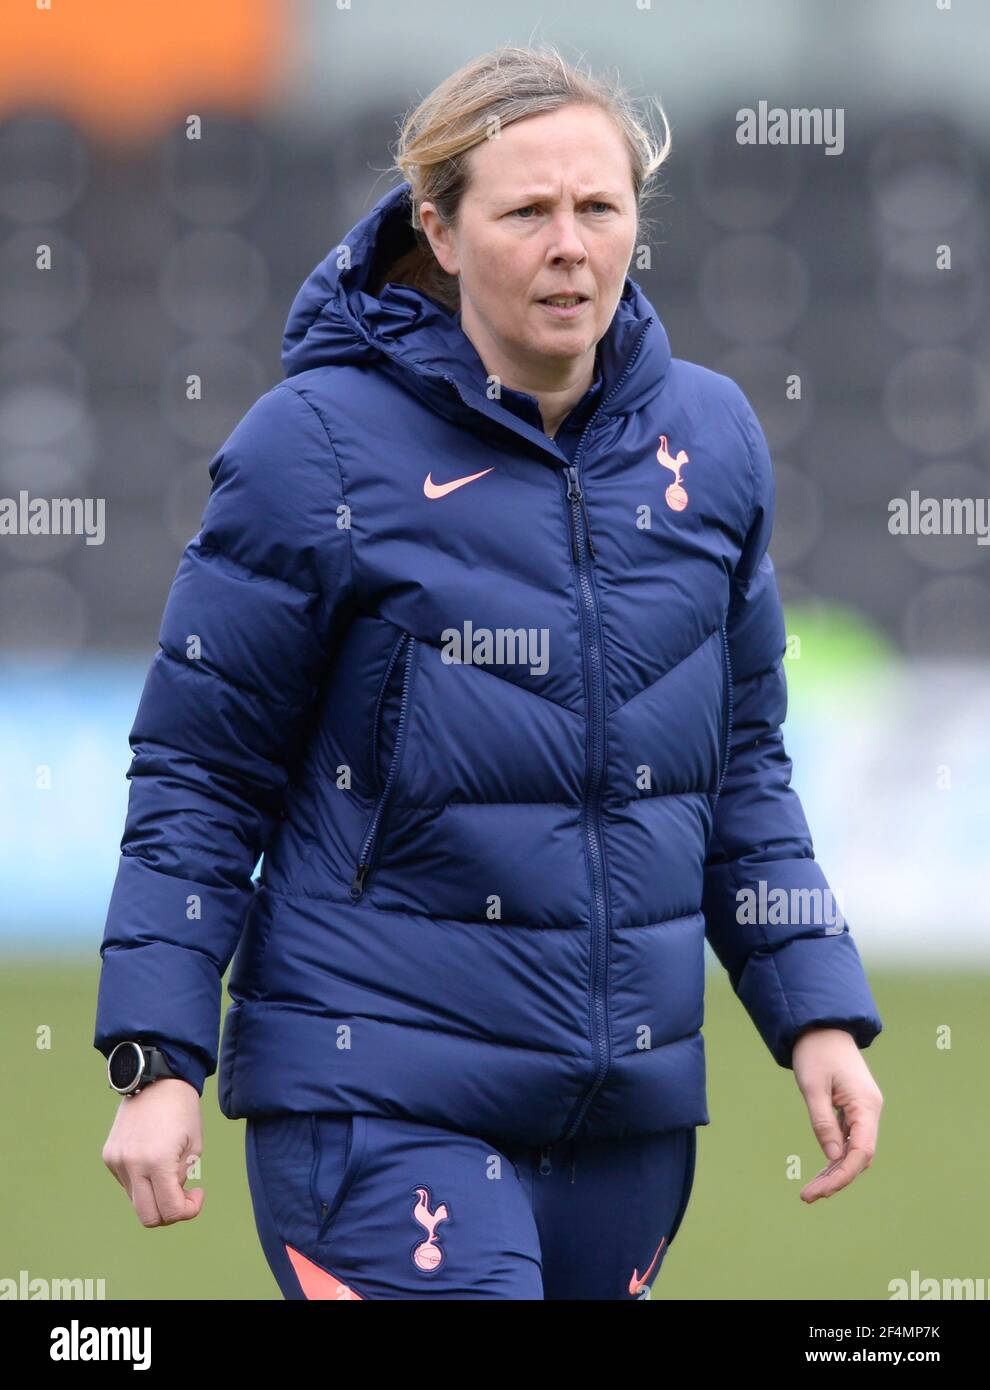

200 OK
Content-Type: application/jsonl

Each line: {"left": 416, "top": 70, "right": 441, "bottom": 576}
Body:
{"left": 419, "top": 201, "right": 460, "bottom": 276}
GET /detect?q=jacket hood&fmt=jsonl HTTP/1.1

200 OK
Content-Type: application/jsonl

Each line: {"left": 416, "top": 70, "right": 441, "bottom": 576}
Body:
{"left": 281, "top": 180, "right": 672, "bottom": 423}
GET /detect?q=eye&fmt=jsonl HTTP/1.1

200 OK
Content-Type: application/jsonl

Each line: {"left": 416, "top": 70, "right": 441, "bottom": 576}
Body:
{"left": 511, "top": 200, "right": 614, "bottom": 219}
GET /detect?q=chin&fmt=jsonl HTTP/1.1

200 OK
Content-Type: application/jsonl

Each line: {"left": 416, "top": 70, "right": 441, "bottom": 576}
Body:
{"left": 525, "top": 315, "right": 593, "bottom": 343}
{"left": 525, "top": 338, "right": 587, "bottom": 363}
{"left": 534, "top": 329, "right": 594, "bottom": 356}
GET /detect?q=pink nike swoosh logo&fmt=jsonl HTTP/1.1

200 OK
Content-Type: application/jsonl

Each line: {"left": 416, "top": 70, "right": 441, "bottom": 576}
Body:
{"left": 423, "top": 467, "right": 494, "bottom": 499}
{"left": 628, "top": 1236, "right": 667, "bottom": 1296}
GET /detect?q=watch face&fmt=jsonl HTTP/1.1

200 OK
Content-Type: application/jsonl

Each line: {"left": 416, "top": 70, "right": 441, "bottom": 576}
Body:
{"left": 109, "top": 1043, "right": 143, "bottom": 1090}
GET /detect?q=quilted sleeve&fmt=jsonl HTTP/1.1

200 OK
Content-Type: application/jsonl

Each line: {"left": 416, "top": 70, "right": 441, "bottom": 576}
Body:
{"left": 702, "top": 388, "right": 882, "bottom": 1069}
{"left": 94, "top": 383, "right": 355, "bottom": 1093}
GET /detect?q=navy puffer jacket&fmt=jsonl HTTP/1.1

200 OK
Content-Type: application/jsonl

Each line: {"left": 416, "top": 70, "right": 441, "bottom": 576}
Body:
{"left": 95, "top": 181, "right": 881, "bottom": 1143}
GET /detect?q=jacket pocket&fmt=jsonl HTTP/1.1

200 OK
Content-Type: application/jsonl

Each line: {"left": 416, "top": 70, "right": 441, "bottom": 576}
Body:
{"left": 312, "top": 1114, "right": 368, "bottom": 1243}
{"left": 350, "top": 632, "right": 418, "bottom": 900}
{"left": 370, "top": 629, "right": 410, "bottom": 792}
{"left": 714, "top": 622, "right": 734, "bottom": 803}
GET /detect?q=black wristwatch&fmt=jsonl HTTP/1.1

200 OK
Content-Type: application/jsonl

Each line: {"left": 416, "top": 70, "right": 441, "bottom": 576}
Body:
{"left": 107, "top": 1040, "right": 177, "bottom": 1096}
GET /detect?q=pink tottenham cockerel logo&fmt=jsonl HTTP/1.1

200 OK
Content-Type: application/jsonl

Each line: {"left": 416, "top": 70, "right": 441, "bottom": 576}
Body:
{"left": 656, "top": 434, "right": 690, "bottom": 511}
{"left": 411, "top": 1186, "right": 450, "bottom": 1272}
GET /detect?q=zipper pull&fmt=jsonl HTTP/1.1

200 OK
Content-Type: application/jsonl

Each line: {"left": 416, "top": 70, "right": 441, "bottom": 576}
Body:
{"left": 564, "top": 467, "right": 581, "bottom": 563}
{"left": 538, "top": 1145, "right": 553, "bottom": 1175}
{"left": 564, "top": 466, "right": 597, "bottom": 561}
{"left": 349, "top": 863, "right": 369, "bottom": 901}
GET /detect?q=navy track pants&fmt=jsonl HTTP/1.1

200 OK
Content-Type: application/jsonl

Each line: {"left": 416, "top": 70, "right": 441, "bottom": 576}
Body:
{"left": 246, "top": 1112, "right": 696, "bottom": 1300}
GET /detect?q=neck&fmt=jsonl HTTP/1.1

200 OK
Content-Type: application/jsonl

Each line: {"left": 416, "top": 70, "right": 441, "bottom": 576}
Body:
{"left": 538, "top": 374, "right": 593, "bottom": 438}
{"left": 458, "top": 306, "right": 595, "bottom": 438}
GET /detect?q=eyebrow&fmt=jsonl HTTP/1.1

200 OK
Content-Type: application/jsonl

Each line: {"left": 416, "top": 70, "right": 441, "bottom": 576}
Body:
{"left": 497, "top": 188, "right": 621, "bottom": 205}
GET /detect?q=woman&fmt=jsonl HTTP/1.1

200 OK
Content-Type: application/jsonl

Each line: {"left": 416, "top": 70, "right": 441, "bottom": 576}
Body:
{"left": 97, "top": 45, "right": 883, "bottom": 1301}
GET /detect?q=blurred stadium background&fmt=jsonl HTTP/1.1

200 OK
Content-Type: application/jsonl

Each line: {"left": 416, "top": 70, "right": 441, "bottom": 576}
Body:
{"left": 1, "top": 0, "right": 988, "bottom": 1299}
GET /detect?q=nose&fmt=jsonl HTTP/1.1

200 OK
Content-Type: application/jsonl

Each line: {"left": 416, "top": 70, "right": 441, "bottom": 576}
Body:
{"left": 545, "top": 210, "right": 588, "bottom": 265}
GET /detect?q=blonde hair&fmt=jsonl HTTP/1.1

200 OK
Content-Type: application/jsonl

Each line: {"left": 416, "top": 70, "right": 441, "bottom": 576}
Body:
{"left": 379, "top": 43, "right": 672, "bottom": 310}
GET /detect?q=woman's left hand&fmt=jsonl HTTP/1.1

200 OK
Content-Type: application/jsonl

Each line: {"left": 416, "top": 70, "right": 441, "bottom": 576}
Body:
{"left": 791, "top": 1026, "right": 884, "bottom": 1203}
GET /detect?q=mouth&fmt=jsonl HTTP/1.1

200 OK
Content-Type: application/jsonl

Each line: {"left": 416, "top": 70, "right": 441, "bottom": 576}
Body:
{"left": 536, "top": 293, "right": 591, "bottom": 317}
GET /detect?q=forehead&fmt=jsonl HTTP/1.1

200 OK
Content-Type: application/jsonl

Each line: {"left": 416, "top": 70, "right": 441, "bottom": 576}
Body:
{"left": 467, "top": 107, "right": 632, "bottom": 199}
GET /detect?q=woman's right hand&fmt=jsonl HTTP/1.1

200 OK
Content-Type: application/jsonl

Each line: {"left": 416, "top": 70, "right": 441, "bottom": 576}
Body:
{"left": 102, "top": 1079, "right": 205, "bottom": 1226}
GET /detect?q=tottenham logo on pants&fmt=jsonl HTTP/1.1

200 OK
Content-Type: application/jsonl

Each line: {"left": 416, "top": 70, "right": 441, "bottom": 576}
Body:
{"left": 411, "top": 1185, "right": 450, "bottom": 1272}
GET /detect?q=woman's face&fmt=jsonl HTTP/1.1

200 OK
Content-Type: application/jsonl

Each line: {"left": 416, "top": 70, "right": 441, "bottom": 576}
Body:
{"left": 420, "top": 104, "right": 639, "bottom": 378}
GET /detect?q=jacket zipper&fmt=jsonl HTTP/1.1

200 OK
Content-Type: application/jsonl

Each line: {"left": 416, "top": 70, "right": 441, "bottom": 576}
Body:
{"left": 565, "top": 471, "right": 597, "bottom": 562}
{"left": 371, "top": 631, "right": 409, "bottom": 788}
{"left": 349, "top": 635, "right": 416, "bottom": 901}
{"left": 714, "top": 622, "right": 734, "bottom": 803}
{"left": 558, "top": 319, "right": 653, "bottom": 1144}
